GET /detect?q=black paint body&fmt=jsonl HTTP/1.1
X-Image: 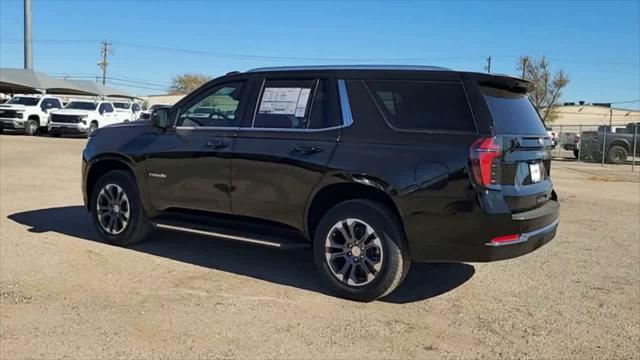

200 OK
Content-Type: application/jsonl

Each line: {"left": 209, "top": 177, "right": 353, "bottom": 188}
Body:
{"left": 82, "top": 68, "right": 559, "bottom": 262}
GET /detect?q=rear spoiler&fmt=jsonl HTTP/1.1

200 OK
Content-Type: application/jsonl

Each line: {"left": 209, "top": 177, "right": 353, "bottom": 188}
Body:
{"left": 461, "top": 72, "right": 533, "bottom": 93}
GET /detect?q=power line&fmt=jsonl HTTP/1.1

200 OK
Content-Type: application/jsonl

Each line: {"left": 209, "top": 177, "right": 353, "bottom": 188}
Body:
{"left": 51, "top": 73, "right": 171, "bottom": 87}
{"left": 114, "top": 41, "right": 483, "bottom": 62}
{"left": 3, "top": 37, "right": 640, "bottom": 66}
{"left": 0, "top": 37, "right": 484, "bottom": 62}
{"left": 105, "top": 81, "right": 169, "bottom": 91}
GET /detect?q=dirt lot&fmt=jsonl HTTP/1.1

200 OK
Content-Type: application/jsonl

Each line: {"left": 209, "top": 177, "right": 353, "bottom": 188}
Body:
{"left": 1, "top": 135, "right": 639, "bottom": 359}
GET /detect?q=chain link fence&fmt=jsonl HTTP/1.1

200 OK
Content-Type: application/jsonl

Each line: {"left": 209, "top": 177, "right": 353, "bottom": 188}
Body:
{"left": 547, "top": 123, "right": 639, "bottom": 171}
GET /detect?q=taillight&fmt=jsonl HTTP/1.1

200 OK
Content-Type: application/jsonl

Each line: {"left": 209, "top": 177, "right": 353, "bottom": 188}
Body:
{"left": 470, "top": 137, "right": 502, "bottom": 188}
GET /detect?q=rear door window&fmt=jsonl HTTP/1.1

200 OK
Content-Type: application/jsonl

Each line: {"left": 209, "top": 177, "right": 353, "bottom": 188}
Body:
{"left": 481, "top": 86, "right": 547, "bottom": 135}
{"left": 253, "top": 79, "right": 316, "bottom": 129}
{"left": 367, "top": 80, "right": 476, "bottom": 132}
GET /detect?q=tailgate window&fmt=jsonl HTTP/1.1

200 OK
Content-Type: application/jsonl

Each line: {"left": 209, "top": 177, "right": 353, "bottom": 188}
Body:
{"left": 481, "top": 86, "right": 546, "bottom": 135}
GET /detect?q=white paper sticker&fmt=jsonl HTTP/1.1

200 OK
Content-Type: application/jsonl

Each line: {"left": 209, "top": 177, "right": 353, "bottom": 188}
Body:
{"left": 294, "top": 89, "right": 311, "bottom": 117}
{"left": 258, "top": 87, "right": 311, "bottom": 116}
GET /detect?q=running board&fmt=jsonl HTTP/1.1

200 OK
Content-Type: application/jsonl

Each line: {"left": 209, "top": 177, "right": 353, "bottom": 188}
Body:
{"left": 152, "top": 220, "right": 309, "bottom": 249}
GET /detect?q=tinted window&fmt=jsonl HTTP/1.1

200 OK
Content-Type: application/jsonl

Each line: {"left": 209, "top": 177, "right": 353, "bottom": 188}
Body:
{"left": 178, "top": 82, "right": 244, "bottom": 127}
{"left": 41, "top": 99, "right": 54, "bottom": 109}
{"left": 309, "top": 79, "right": 341, "bottom": 129}
{"left": 66, "top": 101, "right": 97, "bottom": 110}
{"left": 481, "top": 86, "right": 546, "bottom": 135}
{"left": 254, "top": 79, "right": 316, "bottom": 129}
{"left": 367, "top": 80, "right": 476, "bottom": 132}
{"left": 113, "top": 102, "right": 130, "bottom": 109}
{"left": 7, "top": 97, "right": 39, "bottom": 106}
{"left": 51, "top": 99, "right": 62, "bottom": 109}
{"left": 132, "top": 103, "right": 141, "bottom": 112}
{"left": 103, "top": 103, "right": 114, "bottom": 113}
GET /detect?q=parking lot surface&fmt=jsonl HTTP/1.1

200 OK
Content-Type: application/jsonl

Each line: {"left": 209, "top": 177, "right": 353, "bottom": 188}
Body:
{"left": 1, "top": 135, "right": 639, "bottom": 359}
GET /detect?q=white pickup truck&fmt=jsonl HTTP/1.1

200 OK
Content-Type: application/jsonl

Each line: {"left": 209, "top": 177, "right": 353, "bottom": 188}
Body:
{"left": 0, "top": 95, "right": 64, "bottom": 135}
{"left": 112, "top": 101, "right": 142, "bottom": 122}
{"left": 48, "top": 100, "right": 126, "bottom": 137}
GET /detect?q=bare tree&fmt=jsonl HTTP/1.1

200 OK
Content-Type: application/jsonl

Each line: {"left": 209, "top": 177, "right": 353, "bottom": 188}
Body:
{"left": 517, "top": 56, "right": 569, "bottom": 122}
{"left": 169, "top": 73, "right": 212, "bottom": 95}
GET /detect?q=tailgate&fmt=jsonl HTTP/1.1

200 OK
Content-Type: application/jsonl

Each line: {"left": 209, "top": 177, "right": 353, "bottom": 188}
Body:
{"left": 481, "top": 86, "right": 554, "bottom": 212}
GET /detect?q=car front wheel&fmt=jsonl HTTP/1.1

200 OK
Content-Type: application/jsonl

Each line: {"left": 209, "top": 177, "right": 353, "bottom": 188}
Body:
{"left": 90, "top": 170, "right": 152, "bottom": 246}
{"left": 25, "top": 119, "right": 39, "bottom": 136}
{"left": 313, "top": 199, "right": 410, "bottom": 302}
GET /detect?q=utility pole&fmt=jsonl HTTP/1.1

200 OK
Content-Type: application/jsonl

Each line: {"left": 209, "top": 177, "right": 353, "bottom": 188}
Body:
{"left": 24, "top": 0, "right": 32, "bottom": 69}
{"left": 521, "top": 57, "right": 529, "bottom": 79}
{"left": 97, "top": 41, "right": 112, "bottom": 85}
{"left": 485, "top": 56, "right": 491, "bottom": 73}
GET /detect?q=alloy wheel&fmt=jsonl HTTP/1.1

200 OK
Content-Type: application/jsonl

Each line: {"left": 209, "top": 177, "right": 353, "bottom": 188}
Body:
{"left": 28, "top": 121, "right": 37, "bottom": 135}
{"left": 324, "top": 218, "right": 384, "bottom": 286}
{"left": 96, "top": 183, "right": 130, "bottom": 235}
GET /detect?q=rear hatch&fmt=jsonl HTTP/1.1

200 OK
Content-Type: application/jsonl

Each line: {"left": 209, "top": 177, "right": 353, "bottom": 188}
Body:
{"left": 478, "top": 86, "right": 554, "bottom": 212}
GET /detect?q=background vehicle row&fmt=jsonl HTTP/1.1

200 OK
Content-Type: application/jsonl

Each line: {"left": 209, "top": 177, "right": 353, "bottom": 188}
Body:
{"left": 0, "top": 94, "right": 143, "bottom": 136}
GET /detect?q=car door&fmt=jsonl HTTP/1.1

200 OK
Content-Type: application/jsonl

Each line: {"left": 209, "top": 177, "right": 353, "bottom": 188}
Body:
{"left": 231, "top": 74, "right": 342, "bottom": 230}
{"left": 98, "top": 103, "right": 116, "bottom": 125}
{"left": 132, "top": 103, "right": 141, "bottom": 120}
{"left": 40, "top": 99, "right": 59, "bottom": 125}
{"left": 145, "top": 80, "right": 250, "bottom": 215}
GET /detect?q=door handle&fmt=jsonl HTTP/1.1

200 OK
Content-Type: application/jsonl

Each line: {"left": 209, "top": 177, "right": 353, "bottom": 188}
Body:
{"left": 207, "top": 141, "right": 230, "bottom": 149}
{"left": 294, "top": 146, "right": 323, "bottom": 154}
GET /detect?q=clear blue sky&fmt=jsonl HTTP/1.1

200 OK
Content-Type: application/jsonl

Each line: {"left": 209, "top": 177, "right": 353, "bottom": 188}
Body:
{"left": 1, "top": 0, "right": 639, "bottom": 108}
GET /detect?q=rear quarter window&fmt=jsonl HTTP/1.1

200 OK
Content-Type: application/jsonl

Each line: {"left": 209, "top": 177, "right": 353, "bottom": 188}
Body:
{"left": 481, "top": 86, "right": 547, "bottom": 135}
{"left": 366, "top": 80, "right": 476, "bottom": 132}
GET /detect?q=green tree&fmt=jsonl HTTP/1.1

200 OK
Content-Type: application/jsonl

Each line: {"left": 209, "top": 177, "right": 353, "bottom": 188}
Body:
{"left": 517, "top": 56, "right": 569, "bottom": 123}
{"left": 169, "top": 73, "right": 212, "bottom": 95}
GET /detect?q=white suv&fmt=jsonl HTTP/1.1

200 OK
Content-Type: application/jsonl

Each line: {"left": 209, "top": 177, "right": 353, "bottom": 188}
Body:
{"left": 0, "top": 95, "right": 63, "bottom": 135}
{"left": 112, "top": 101, "right": 142, "bottom": 122}
{"left": 48, "top": 100, "right": 125, "bottom": 136}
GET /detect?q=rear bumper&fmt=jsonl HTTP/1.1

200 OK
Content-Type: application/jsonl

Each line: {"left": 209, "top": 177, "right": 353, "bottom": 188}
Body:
{"left": 409, "top": 200, "right": 559, "bottom": 263}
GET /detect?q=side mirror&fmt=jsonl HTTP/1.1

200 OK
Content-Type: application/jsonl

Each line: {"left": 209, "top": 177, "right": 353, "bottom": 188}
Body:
{"left": 152, "top": 108, "right": 169, "bottom": 129}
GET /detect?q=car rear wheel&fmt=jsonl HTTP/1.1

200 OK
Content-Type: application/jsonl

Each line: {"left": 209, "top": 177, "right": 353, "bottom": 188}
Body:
{"left": 607, "top": 145, "right": 628, "bottom": 164}
{"left": 90, "top": 170, "right": 152, "bottom": 246}
{"left": 25, "top": 119, "right": 38, "bottom": 136}
{"left": 313, "top": 199, "right": 410, "bottom": 302}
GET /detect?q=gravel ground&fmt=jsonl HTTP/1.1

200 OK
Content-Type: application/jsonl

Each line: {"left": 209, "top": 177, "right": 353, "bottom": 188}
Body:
{"left": 1, "top": 134, "right": 639, "bottom": 359}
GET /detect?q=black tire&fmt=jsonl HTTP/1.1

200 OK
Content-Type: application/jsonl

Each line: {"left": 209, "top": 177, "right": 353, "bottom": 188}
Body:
{"left": 90, "top": 170, "right": 152, "bottom": 246}
{"left": 573, "top": 149, "right": 579, "bottom": 159}
{"left": 25, "top": 119, "right": 39, "bottom": 136}
{"left": 607, "top": 145, "right": 628, "bottom": 164}
{"left": 313, "top": 199, "right": 410, "bottom": 302}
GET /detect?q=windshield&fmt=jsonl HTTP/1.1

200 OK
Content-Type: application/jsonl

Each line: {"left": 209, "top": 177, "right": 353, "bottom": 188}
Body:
{"left": 66, "top": 101, "right": 97, "bottom": 111}
{"left": 113, "top": 102, "right": 131, "bottom": 109}
{"left": 481, "top": 86, "right": 547, "bottom": 135}
{"left": 7, "top": 97, "right": 40, "bottom": 106}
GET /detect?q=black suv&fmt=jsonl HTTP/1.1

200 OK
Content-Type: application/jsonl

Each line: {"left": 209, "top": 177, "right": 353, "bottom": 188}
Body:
{"left": 82, "top": 66, "right": 559, "bottom": 301}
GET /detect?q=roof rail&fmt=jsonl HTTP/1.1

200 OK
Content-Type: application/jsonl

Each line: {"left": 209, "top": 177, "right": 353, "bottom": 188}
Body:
{"left": 246, "top": 65, "right": 452, "bottom": 72}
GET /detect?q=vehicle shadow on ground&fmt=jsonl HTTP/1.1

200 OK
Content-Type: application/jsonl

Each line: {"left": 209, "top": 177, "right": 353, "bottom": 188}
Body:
{"left": 8, "top": 206, "right": 475, "bottom": 304}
